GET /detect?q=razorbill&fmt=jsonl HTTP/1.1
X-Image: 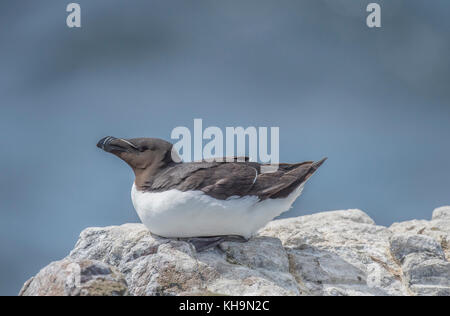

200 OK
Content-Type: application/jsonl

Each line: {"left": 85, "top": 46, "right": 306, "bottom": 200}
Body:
{"left": 97, "top": 136, "right": 326, "bottom": 251}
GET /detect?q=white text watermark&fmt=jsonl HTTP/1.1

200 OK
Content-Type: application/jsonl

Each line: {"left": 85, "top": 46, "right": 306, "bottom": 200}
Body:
{"left": 170, "top": 119, "right": 279, "bottom": 173}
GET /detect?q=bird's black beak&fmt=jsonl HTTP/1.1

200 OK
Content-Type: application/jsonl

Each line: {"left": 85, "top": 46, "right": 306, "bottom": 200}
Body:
{"left": 97, "top": 136, "right": 138, "bottom": 153}
{"left": 97, "top": 136, "right": 117, "bottom": 151}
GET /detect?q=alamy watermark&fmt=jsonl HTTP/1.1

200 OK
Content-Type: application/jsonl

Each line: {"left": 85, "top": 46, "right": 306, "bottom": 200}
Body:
{"left": 66, "top": 3, "right": 81, "bottom": 28}
{"left": 65, "top": 3, "right": 381, "bottom": 29}
{"left": 170, "top": 119, "right": 279, "bottom": 173}
{"left": 366, "top": 3, "right": 381, "bottom": 28}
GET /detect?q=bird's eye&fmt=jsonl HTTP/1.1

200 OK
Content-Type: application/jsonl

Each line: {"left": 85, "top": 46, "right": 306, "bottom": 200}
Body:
{"left": 139, "top": 146, "right": 149, "bottom": 152}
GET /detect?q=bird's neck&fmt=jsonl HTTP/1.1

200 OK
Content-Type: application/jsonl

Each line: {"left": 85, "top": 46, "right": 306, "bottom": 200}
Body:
{"left": 133, "top": 160, "right": 171, "bottom": 191}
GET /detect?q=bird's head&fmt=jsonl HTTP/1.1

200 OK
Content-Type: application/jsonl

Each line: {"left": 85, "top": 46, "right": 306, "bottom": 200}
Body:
{"left": 97, "top": 137, "right": 178, "bottom": 175}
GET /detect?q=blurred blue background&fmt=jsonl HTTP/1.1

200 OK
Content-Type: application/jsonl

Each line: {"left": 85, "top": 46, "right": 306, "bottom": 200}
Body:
{"left": 1, "top": 0, "right": 449, "bottom": 295}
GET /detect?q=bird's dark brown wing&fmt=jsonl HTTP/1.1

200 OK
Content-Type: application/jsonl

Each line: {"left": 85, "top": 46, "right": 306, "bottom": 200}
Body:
{"left": 149, "top": 162, "right": 257, "bottom": 200}
{"left": 185, "top": 163, "right": 258, "bottom": 199}
{"left": 148, "top": 158, "right": 326, "bottom": 201}
{"left": 248, "top": 162, "right": 317, "bottom": 200}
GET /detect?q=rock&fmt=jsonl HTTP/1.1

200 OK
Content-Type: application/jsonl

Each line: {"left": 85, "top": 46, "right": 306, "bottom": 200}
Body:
{"left": 389, "top": 233, "right": 450, "bottom": 296}
{"left": 19, "top": 259, "right": 128, "bottom": 296}
{"left": 389, "top": 234, "right": 445, "bottom": 264}
{"left": 63, "top": 223, "right": 299, "bottom": 296}
{"left": 388, "top": 207, "right": 450, "bottom": 296}
{"left": 390, "top": 206, "right": 450, "bottom": 260}
{"left": 403, "top": 256, "right": 450, "bottom": 296}
{"left": 432, "top": 206, "right": 450, "bottom": 221}
{"left": 259, "top": 209, "right": 405, "bottom": 296}
{"left": 20, "top": 208, "right": 450, "bottom": 296}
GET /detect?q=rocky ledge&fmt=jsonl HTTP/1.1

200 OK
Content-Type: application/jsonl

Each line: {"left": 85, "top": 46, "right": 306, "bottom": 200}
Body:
{"left": 20, "top": 207, "right": 450, "bottom": 296}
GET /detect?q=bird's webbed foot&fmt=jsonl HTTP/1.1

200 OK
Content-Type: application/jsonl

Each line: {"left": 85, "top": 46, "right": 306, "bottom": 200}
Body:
{"left": 181, "top": 235, "right": 248, "bottom": 252}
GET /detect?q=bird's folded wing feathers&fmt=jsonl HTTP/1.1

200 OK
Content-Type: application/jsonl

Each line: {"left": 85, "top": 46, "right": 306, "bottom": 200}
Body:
{"left": 149, "top": 160, "right": 320, "bottom": 201}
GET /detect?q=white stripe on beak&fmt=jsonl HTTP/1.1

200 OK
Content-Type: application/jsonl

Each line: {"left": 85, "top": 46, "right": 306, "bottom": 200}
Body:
{"left": 118, "top": 139, "right": 138, "bottom": 150}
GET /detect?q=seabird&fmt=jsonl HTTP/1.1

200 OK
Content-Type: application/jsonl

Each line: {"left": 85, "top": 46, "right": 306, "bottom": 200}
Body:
{"left": 97, "top": 136, "right": 326, "bottom": 251}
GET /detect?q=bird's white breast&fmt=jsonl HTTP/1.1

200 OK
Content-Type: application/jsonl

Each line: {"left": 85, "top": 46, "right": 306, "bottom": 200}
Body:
{"left": 131, "top": 183, "right": 304, "bottom": 239}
